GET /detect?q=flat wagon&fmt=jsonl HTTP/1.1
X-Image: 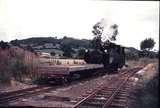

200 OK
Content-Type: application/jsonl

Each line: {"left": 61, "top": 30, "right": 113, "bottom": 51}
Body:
{"left": 38, "top": 64, "right": 103, "bottom": 83}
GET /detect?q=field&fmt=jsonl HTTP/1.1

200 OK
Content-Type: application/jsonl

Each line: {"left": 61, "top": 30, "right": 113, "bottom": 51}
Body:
{"left": 126, "top": 58, "right": 158, "bottom": 68}
{"left": 36, "top": 48, "right": 63, "bottom": 54}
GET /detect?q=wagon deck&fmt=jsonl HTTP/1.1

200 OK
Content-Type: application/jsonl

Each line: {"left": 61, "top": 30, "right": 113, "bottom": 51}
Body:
{"left": 39, "top": 64, "right": 103, "bottom": 76}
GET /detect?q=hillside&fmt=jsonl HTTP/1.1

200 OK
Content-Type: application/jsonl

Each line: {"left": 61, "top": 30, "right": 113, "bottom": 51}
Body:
{"left": 9, "top": 37, "right": 139, "bottom": 57}
{"left": 9, "top": 37, "right": 92, "bottom": 58}
{"left": 10, "top": 37, "right": 92, "bottom": 49}
{"left": 8, "top": 37, "right": 158, "bottom": 59}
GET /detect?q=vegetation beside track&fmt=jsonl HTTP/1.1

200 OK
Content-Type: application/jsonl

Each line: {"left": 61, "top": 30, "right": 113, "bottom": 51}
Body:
{"left": 126, "top": 58, "right": 158, "bottom": 68}
{"left": 129, "top": 63, "right": 159, "bottom": 108}
{"left": 0, "top": 48, "right": 40, "bottom": 85}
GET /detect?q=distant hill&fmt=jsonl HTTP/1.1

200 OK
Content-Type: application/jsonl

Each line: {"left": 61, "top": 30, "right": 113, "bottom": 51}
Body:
{"left": 125, "top": 47, "right": 140, "bottom": 54}
{"left": 9, "top": 37, "right": 158, "bottom": 59}
{"left": 9, "top": 37, "right": 140, "bottom": 54}
{"left": 9, "top": 37, "right": 92, "bottom": 58}
{"left": 10, "top": 37, "right": 92, "bottom": 49}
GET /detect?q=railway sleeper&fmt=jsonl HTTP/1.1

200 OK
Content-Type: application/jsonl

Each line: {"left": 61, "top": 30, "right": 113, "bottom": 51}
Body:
{"left": 81, "top": 101, "right": 104, "bottom": 108}
{"left": 124, "top": 85, "right": 132, "bottom": 88}
{"left": 120, "top": 86, "right": 130, "bottom": 90}
{"left": 122, "top": 84, "right": 131, "bottom": 88}
{"left": 75, "top": 97, "right": 84, "bottom": 101}
{"left": 101, "top": 87, "right": 116, "bottom": 91}
{"left": 99, "top": 91, "right": 115, "bottom": 94}
{"left": 81, "top": 94, "right": 90, "bottom": 97}
{"left": 109, "top": 102, "right": 126, "bottom": 108}
{"left": 112, "top": 99, "right": 127, "bottom": 103}
{"left": 114, "top": 96, "right": 127, "bottom": 100}
{"left": 123, "top": 87, "right": 131, "bottom": 90}
{"left": 98, "top": 90, "right": 114, "bottom": 94}
{"left": 97, "top": 93, "right": 114, "bottom": 97}
{"left": 76, "top": 104, "right": 101, "bottom": 108}
{"left": 87, "top": 99, "right": 106, "bottom": 104}
{"left": 86, "top": 90, "right": 93, "bottom": 94}
{"left": 118, "top": 91, "right": 128, "bottom": 94}
{"left": 95, "top": 94, "right": 111, "bottom": 98}
{"left": 74, "top": 96, "right": 91, "bottom": 102}
{"left": 116, "top": 93, "right": 129, "bottom": 97}
{"left": 108, "top": 105, "right": 125, "bottom": 108}
{"left": 96, "top": 92, "right": 113, "bottom": 96}
{"left": 119, "top": 90, "right": 128, "bottom": 94}
{"left": 96, "top": 94, "right": 114, "bottom": 98}
{"left": 88, "top": 98, "right": 107, "bottom": 102}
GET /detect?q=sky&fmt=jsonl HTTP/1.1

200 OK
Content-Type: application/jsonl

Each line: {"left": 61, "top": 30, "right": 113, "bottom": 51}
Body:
{"left": 0, "top": 0, "right": 159, "bottom": 50}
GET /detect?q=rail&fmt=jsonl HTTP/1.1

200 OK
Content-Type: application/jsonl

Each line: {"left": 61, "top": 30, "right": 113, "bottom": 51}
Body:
{"left": 72, "top": 67, "right": 141, "bottom": 108}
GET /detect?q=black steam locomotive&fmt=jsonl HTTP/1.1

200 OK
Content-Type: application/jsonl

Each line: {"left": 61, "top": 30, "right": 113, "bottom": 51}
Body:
{"left": 84, "top": 42, "right": 125, "bottom": 72}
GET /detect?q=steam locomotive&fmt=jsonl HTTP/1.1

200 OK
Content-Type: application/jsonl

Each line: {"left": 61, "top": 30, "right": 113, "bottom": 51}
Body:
{"left": 36, "top": 42, "right": 126, "bottom": 84}
{"left": 84, "top": 42, "right": 125, "bottom": 72}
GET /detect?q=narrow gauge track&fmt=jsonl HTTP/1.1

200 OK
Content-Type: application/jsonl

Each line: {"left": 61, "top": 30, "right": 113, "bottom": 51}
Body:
{"left": 72, "top": 67, "right": 141, "bottom": 108}
{"left": 0, "top": 67, "right": 141, "bottom": 107}
{"left": 0, "top": 85, "right": 58, "bottom": 104}
{"left": 0, "top": 69, "right": 106, "bottom": 105}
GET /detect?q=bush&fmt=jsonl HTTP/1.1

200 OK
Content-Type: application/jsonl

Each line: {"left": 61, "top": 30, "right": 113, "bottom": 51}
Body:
{"left": 0, "top": 48, "right": 39, "bottom": 84}
{"left": 130, "top": 73, "right": 159, "bottom": 108}
{"left": 0, "top": 49, "right": 12, "bottom": 84}
{"left": 143, "top": 73, "right": 159, "bottom": 106}
{"left": 125, "top": 52, "right": 139, "bottom": 60}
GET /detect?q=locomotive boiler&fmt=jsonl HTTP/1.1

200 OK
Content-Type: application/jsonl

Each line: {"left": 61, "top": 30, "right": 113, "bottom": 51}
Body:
{"left": 84, "top": 42, "right": 125, "bottom": 72}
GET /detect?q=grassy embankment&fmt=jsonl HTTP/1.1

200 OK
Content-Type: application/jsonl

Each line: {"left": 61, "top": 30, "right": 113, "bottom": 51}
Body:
{"left": 128, "top": 58, "right": 159, "bottom": 108}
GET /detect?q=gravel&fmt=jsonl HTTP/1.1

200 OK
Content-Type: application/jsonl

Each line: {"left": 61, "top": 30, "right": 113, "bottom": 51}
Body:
{"left": 8, "top": 73, "right": 119, "bottom": 107}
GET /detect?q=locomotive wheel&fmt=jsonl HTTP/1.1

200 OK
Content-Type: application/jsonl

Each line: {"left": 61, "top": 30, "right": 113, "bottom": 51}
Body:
{"left": 107, "top": 64, "right": 118, "bottom": 73}
{"left": 113, "top": 64, "right": 118, "bottom": 73}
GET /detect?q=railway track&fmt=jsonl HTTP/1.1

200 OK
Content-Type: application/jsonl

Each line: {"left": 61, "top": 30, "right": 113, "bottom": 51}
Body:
{"left": 0, "top": 85, "right": 58, "bottom": 104}
{"left": 0, "top": 70, "right": 104, "bottom": 105}
{"left": 0, "top": 67, "right": 141, "bottom": 107}
{"left": 72, "top": 67, "right": 141, "bottom": 108}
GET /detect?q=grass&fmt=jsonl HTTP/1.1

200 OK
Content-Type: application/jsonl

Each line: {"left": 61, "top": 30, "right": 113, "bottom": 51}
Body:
{"left": 126, "top": 58, "right": 158, "bottom": 68}
{"left": 128, "top": 61, "right": 159, "bottom": 108}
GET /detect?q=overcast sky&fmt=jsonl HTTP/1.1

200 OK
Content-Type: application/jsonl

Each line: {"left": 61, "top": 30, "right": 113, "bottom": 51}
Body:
{"left": 0, "top": 0, "right": 159, "bottom": 50}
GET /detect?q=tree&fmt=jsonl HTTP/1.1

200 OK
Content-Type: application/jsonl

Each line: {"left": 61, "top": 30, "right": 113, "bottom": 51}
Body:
{"left": 10, "top": 39, "right": 20, "bottom": 46}
{"left": 92, "top": 21, "right": 104, "bottom": 37}
{"left": 26, "top": 45, "right": 34, "bottom": 52}
{"left": 50, "top": 51, "right": 56, "bottom": 56}
{"left": 140, "top": 38, "right": 155, "bottom": 51}
{"left": 0, "top": 41, "right": 10, "bottom": 49}
{"left": 91, "top": 36, "right": 102, "bottom": 49}
{"left": 61, "top": 44, "right": 73, "bottom": 58}
{"left": 91, "top": 19, "right": 104, "bottom": 49}
{"left": 78, "top": 49, "right": 86, "bottom": 58}
{"left": 109, "top": 24, "right": 118, "bottom": 41}
{"left": 91, "top": 19, "right": 119, "bottom": 50}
